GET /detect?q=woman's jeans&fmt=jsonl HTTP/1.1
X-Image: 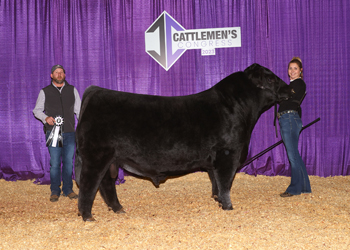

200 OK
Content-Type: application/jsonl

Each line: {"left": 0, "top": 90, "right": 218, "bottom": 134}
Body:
{"left": 279, "top": 112, "right": 311, "bottom": 195}
{"left": 46, "top": 131, "right": 76, "bottom": 196}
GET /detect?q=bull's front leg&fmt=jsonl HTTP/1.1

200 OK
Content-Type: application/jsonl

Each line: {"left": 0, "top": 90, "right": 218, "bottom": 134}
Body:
{"left": 208, "top": 170, "right": 219, "bottom": 201}
{"left": 213, "top": 170, "right": 234, "bottom": 210}
{"left": 212, "top": 149, "right": 238, "bottom": 210}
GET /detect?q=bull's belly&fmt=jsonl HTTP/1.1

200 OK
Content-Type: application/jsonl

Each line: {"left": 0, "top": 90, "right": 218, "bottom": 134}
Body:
{"left": 119, "top": 157, "right": 213, "bottom": 186}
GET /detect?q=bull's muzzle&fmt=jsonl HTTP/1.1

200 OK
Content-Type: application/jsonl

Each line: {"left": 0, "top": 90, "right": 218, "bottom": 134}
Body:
{"left": 279, "top": 84, "right": 294, "bottom": 101}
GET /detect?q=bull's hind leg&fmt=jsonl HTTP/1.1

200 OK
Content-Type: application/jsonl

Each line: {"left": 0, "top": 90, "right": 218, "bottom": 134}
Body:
{"left": 99, "top": 164, "right": 125, "bottom": 214}
{"left": 78, "top": 168, "right": 104, "bottom": 222}
{"left": 78, "top": 147, "right": 116, "bottom": 221}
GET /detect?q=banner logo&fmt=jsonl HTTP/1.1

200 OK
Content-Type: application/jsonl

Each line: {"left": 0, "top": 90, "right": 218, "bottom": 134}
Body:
{"left": 145, "top": 11, "right": 241, "bottom": 71}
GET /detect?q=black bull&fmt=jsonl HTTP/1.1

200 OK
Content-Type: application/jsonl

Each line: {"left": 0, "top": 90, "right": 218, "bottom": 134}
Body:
{"left": 75, "top": 64, "right": 293, "bottom": 221}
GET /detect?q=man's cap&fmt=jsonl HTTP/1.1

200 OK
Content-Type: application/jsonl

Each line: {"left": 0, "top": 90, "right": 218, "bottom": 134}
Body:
{"left": 51, "top": 65, "right": 65, "bottom": 74}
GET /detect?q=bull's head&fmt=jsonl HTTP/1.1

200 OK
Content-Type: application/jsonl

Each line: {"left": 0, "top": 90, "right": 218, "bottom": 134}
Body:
{"left": 244, "top": 63, "right": 293, "bottom": 102}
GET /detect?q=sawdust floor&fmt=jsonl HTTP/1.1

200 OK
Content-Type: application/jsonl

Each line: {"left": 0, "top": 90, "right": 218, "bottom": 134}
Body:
{"left": 0, "top": 172, "right": 350, "bottom": 249}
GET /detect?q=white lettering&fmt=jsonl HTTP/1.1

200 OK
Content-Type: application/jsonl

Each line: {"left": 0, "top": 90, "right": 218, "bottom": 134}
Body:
{"left": 201, "top": 48, "right": 216, "bottom": 56}
{"left": 173, "top": 27, "right": 241, "bottom": 51}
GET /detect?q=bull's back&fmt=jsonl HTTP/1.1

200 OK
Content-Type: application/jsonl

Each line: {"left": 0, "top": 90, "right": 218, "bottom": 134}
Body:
{"left": 77, "top": 86, "right": 228, "bottom": 163}
{"left": 80, "top": 87, "right": 222, "bottom": 137}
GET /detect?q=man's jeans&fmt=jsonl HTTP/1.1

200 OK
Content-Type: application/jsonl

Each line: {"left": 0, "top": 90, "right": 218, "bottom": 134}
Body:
{"left": 279, "top": 112, "right": 311, "bottom": 195}
{"left": 46, "top": 131, "right": 75, "bottom": 196}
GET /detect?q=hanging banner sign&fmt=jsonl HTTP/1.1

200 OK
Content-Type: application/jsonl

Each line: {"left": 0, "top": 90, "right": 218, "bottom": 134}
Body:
{"left": 145, "top": 11, "right": 241, "bottom": 71}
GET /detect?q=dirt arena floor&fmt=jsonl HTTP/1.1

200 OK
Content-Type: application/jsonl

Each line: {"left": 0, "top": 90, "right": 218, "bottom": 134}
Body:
{"left": 0, "top": 172, "right": 350, "bottom": 249}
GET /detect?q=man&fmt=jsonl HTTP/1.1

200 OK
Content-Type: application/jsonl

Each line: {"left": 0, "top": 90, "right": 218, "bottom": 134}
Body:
{"left": 33, "top": 65, "right": 81, "bottom": 202}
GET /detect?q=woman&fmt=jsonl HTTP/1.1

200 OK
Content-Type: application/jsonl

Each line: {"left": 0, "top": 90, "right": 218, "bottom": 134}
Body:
{"left": 278, "top": 57, "right": 311, "bottom": 197}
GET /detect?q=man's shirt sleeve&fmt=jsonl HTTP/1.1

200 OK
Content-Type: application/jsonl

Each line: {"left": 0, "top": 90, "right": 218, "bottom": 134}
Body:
{"left": 33, "top": 89, "right": 48, "bottom": 124}
{"left": 74, "top": 87, "right": 82, "bottom": 119}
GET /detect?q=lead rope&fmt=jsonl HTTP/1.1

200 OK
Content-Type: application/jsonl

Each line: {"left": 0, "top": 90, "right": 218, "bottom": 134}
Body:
{"left": 274, "top": 103, "right": 278, "bottom": 138}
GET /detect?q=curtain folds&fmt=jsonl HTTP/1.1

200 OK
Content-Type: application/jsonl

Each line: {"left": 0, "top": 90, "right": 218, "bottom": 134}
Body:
{"left": 0, "top": 0, "right": 349, "bottom": 184}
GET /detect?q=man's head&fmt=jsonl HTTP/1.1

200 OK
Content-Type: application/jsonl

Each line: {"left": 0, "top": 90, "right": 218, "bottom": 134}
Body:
{"left": 51, "top": 65, "right": 66, "bottom": 85}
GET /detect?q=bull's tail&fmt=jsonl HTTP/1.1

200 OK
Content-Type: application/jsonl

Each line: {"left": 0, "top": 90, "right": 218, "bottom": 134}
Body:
{"left": 74, "top": 145, "right": 82, "bottom": 187}
{"left": 74, "top": 126, "right": 83, "bottom": 188}
{"left": 75, "top": 86, "right": 103, "bottom": 186}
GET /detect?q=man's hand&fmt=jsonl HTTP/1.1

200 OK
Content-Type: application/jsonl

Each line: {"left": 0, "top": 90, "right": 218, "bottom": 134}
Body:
{"left": 45, "top": 116, "right": 55, "bottom": 126}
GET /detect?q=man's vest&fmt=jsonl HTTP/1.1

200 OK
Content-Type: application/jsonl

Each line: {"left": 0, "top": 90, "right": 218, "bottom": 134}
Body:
{"left": 43, "top": 81, "right": 75, "bottom": 133}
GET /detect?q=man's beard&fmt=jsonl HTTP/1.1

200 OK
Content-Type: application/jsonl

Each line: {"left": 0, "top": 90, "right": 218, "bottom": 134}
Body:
{"left": 53, "top": 78, "right": 65, "bottom": 84}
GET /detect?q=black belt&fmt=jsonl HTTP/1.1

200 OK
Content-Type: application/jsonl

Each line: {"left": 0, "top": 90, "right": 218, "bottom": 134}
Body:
{"left": 277, "top": 110, "right": 298, "bottom": 119}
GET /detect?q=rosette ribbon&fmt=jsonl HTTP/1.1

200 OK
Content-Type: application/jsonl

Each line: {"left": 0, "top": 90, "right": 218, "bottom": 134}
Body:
{"left": 46, "top": 116, "right": 64, "bottom": 147}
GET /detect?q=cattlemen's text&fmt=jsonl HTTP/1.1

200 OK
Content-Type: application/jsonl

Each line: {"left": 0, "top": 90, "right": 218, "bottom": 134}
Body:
{"left": 173, "top": 29, "right": 238, "bottom": 42}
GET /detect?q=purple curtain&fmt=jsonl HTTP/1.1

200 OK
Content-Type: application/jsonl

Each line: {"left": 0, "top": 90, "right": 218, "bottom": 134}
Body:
{"left": 1, "top": 0, "right": 349, "bottom": 184}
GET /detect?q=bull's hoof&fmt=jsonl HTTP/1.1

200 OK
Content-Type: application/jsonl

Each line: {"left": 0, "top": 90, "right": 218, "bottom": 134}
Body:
{"left": 218, "top": 202, "right": 233, "bottom": 210}
{"left": 84, "top": 216, "right": 96, "bottom": 222}
{"left": 108, "top": 206, "right": 126, "bottom": 214}
{"left": 212, "top": 195, "right": 219, "bottom": 201}
{"left": 221, "top": 205, "right": 233, "bottom": 210}
{"left": 115, "top": 208, "right": 126, "bottom": 214}
{"left": 78, "top": 212, "right": 95, "bottom": 221}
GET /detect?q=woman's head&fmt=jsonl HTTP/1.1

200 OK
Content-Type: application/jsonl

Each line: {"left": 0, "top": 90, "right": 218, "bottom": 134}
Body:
{"left": 288, "top": 57, "right": 303, "bottom": 80}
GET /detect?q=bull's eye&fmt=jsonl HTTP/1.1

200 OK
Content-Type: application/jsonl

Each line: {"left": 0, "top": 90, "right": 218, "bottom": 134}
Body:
{"left": 267, "top": 78, "right": 273, "bottom": 83}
